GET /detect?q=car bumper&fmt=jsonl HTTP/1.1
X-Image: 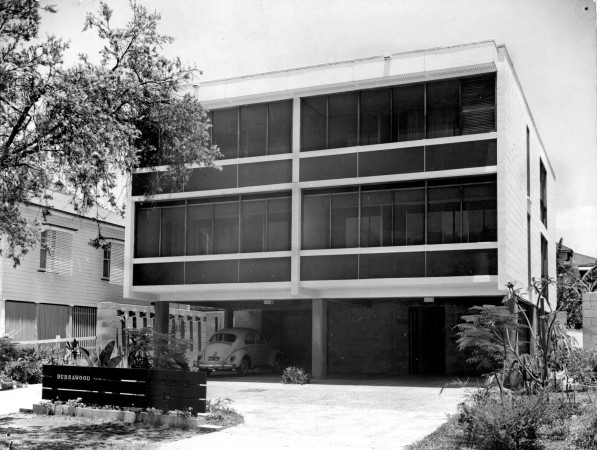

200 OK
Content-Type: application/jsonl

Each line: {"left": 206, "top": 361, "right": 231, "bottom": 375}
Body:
{"left": 198, "top": 362, "right": 237, "bottom": 371}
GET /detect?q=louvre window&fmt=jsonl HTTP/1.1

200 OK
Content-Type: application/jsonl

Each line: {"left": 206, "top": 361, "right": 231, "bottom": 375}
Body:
{"left": 39, "top": 229, "right": 73, "bottom": 274}
{"left": 210, "top": 101, "right": 292, "bottom": 159}
{"left": 109, "top": 243, "right": 124, "bottom": 285}
{"left": 102, "top": 247, "right": 111, "bottom": 279}
{"left": 300, "top": 74, "right": 496, "bottom": 151}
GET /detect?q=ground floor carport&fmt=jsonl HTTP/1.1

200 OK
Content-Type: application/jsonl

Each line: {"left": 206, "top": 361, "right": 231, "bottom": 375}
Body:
{"left": 152, "top": 296, "right": 502, "bottom": 378}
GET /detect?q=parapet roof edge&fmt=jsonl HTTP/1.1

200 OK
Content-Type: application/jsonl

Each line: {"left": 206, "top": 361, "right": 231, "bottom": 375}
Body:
{"left": 497, "top": 44, "right": 555, "bottom": 180}
{"left": 188, "top": 40, "right": 498, "bottom": 87}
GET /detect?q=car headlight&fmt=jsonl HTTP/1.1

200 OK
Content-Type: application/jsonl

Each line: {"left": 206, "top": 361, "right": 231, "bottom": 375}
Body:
{"left": 229, "top": 355, "right": 236, "bottom": 362}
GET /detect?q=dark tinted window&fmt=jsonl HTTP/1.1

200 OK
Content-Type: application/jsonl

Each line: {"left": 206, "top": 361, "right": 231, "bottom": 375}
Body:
{"left": 426, "top": 79, "right": 460, "bottom": 138}
{"left": 358, "top": 146, "right": 424, "bottom": 177}
{"left": 160, "top": 206, "right": 185, "bottom": 257}
{"left": 302, "top": 194, "right": 330, "bottom": 250}
{"left": 359, "top": 252, "right": 425, "bottom": 278}
{"left": 359, "top": 88, "right": 392, "bottom": 145}
{"left": 238, "top": 160, "right": 292, "bottom": 187}
{"left": 301, "top": 96, "right": 327, "bottom": 151}
{"left": 241, "top": 199, "right": 266, "bottom": 253}
{"left": 300, "top": 153, "right": 357, "bottom": 182}
{"left": 212, "top": 108, "right": 238, "bottom": 158}
{"left": 462, "top": 183, "right": 497, "bottom": 242}
{"left": 540, "top": 161, "right": 547, "bottom": 227}
{"left": 328, "top": 92, "right": 358, "bottom": 149}
{"left": 185, "top": 259, "right": 239, "bottom": 284}
{"left": 135, "top": 208, "right": 160, "bottom": 258}
{"left": 425, "top": 140, "right": 497, "bottom": 172}
{"left": 213, "top": 201, "right": 239, "bottom": 254}
{"left": 240, "top": 104, "right": 267, "bottom": 158}
{"left": 239, "top": 258, "right": 291, "bottom": 282}
{"left": 187, "top": 204, "right": 213, "bottom": 255}
{"left": 185, "top": 165, "right": 238, "bottom": 192}
{"left": 133, "top": 262, "right": 184, "bottom": 285}
{"left": 393, "top": 188, "right": 425, "bottom": 245}
{"left": 360, "top": 190, "right": 393, "bottom": 247}
{"left": 331, "top": 192, "right": 359, "bottom": 248}
{"left": 393, "top": 84, "right": 425, "bottom": 142}
{"left": 427, "top": 185, "right": 462, "bottom": 244}
{"left": 300, "top": 255, "right": 359, "bottom": 280}
{"left": 426, "top": 249, "right": 498, "bottom": 276}
{"left": 268, "top": 101, "right": 292, "bottom": 155}
{"left": 266, "top": 198, "right": 291, "bottom": 251}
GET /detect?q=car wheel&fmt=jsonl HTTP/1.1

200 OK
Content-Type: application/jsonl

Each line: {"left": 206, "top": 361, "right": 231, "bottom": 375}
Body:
{"left": 272, "top": 354, "right": 283, "bottom": 374}
{"left": 237, "top": 357, "right": 250, "bottom": 376}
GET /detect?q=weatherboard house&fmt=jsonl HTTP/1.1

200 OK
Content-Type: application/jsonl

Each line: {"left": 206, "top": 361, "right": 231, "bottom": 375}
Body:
{"left": 125, "top": 41, "right": 556, "bottom": 378}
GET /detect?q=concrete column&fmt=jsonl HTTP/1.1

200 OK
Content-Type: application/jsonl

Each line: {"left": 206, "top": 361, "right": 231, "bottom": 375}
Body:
{"left": 583, "top": 292, "right": 597, "bottom": 349}
{"left": 224, "top": 309, "right": 234, "bottom": 328}
{"left": 312, "top": 298, "right": 328, "bottom": 379}
{"left": 153, "top": 301, "right": 169, "bottom": 334}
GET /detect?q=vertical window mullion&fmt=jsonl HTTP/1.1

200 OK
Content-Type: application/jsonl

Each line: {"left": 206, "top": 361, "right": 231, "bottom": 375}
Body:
{"left": 210, "top": 204, "right": 215, "bottom": 255}
{"left": 325, "top": 97, "right": 329, "bottom": 150}
{"left": 357, "top": 187, "right": 361, "bottom": 247}
{"left": 423, "top": 82, "right": 427, "bottom": 139}
{"left": 424, "top": 181, "right": 428, "bottom": 245}
{"left": 264, "top": 199, "right": 269, "bottom": 252}
{"left": 236, "top": 107, "right": 240, "bottom": 158}
{"left": 460, "top": 185, "right": 464, "bottom": 243}
{"left": 159, "top": 208, "right": 163, "bottom": 257}
{"left": 328, "top": 195, "right": 332, "bottom": 249}
{"left": 356, "top": 92, "right": 361, "bottom": 146}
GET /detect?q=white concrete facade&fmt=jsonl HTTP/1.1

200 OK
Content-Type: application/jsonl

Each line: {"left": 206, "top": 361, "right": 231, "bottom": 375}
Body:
{"left": 125, "top": 41, "right": 556, "bottom": 304}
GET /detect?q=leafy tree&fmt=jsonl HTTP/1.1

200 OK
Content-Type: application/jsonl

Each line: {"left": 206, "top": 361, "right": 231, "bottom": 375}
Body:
{"left": 0, "top": 0, "right": 219, "bottom": 266}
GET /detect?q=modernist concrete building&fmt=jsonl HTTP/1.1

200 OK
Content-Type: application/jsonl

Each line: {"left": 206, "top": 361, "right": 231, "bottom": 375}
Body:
{"left": 126, "top": 41, "right": 556, "bottom": 377}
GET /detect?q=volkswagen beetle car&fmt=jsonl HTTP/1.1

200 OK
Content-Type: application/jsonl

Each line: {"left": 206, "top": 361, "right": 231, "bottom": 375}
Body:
{"left": 197, "top": 328, "right": 283, "bottom": 376}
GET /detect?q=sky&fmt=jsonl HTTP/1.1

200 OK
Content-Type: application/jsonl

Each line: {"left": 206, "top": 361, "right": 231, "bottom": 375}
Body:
{"left": 39, "top": 0, "right": 597, "bottom": 256}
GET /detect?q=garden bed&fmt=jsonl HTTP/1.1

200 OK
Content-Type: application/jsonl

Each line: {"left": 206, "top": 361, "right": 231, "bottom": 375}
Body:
{"left": 32, "top": 403, "right": 215, "bottom": 430}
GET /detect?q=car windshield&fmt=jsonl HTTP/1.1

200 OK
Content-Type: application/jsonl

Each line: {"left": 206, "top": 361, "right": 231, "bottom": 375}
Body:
{"left": 209, "top": 333, "right": 237, "bottom": 344}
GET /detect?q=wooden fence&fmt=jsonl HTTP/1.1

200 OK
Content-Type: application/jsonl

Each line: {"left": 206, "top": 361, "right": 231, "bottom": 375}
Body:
{"left": 42, "top": 365, "right": 207, "bottom": 413}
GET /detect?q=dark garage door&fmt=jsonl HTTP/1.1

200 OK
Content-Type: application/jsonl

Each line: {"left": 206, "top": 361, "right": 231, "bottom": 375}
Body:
{"left": 409, "top": 306, "right": 445, "bottom": 375}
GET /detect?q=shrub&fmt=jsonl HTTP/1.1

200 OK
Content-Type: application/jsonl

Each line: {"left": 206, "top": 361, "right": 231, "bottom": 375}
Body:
{"left": 5, "top": 358, "right": 42, "bottom": 384}
{"left": 0, "top": 337, "right": 21, "bottom": 370}
{"left": 567, "top": 404, "right": 597, "bottom": 449}
{"left": 458, "top": 391, "right": 547, "bottom": 450}
{"left": 281, "top": 366, "right": 311, "bottom": 384}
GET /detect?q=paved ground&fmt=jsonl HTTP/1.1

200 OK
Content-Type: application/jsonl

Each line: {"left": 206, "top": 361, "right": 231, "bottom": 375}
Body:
{"left": 161, "top": 373, "right": 468, "bottom": 450}
{"left": 1, "top": 374, "right": 468, "bottom": 450}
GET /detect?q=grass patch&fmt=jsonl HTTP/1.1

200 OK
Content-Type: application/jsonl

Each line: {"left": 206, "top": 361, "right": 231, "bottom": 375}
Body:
{"left": 0, "top": 411, "right": 243, "bottom": 449}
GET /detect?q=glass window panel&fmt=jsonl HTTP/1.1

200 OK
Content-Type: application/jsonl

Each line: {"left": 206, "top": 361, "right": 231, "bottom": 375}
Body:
{"left": 426, "top": 249, "right": 497, "bottom": 277}
{"left": 360, "top": 190, "right": 393, "bottom": 247}
{"left": 359, "top": 252, "right": 425, "bottom": 278}
{"left": 302, "top": 194, "right": 330, "bottom": 249}
{"left": 133, "top": 262, "right": 184, "bottom": 285}
{"left": 425, "top": 140, "right": 498, "bottom": 172}
{"left": 427, "top": 186, "right": 462, "bottom": 244}
{"left": 300, "top": 153, "right": 357, "bottom": 182}
{"left": 239, "top": 258, "right": 291, "bottom": 282}
{"left": 134, "top": 208, "right": 160, "bottom": 258}
{"left": 240, "top": 104, "right": 267, "bottom": 158}
{"left": 331, "top": 192, "right": 359, "bottom": 248}
{"left": 212, "top": 108, "right": 238, "bottom": 158}
{"left": 393, "top": 188, "right": 425, "bottom": 245}
{"left": 213, "top": 201, "right": 239, "bottom": 254}
{"left": 461, "top": 75, "right": 496, "bottom": 135}
{"left": 462, "top": 183, "right": 497, "bottom": 243}
{"left": 392, "top": 84, "right": 424, "bottom": 142}
{"left": 426, "top": 80, "right": 460, "bottom": 139}
{"left": 268, "top": 101, "right": 292, "bottom": 155}
{"left": 160, "top": 206, "right": 185, "bottom": 257}
{"left": 358, "top": 147, "right": 424, "bottom": 177}
{"left": 186, "top": 260, "right": 239, "bottom": 284}
{"left": 241, "top": 199, "right": 266, "bottom": 253}
{"left": 187, "top": 204, "right": 213, "bottom": 255}
{"left": 301, "top": 96, "right": 327, "bottom": 151}
{"left": 238, "top": 160, "right": 292, "bottom": 187}
{"left": 267, "top": 197, "right": 291, "bottom": 251}
{"left": 359, "top": 88, "right": 392, "bottom": 145}
{"left": 300, "top": 255, "right": 359, "bottom": 281}
{"left": 328, "top": 92, "right": 358, "bottom": 149}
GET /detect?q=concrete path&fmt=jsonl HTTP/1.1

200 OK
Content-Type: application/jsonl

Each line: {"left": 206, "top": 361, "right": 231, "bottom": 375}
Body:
{"left": 0, "top": 384, "right": 42, "bottom": 415}
{"left": 160, "top": 374, "right": 468, "bottom": 450}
